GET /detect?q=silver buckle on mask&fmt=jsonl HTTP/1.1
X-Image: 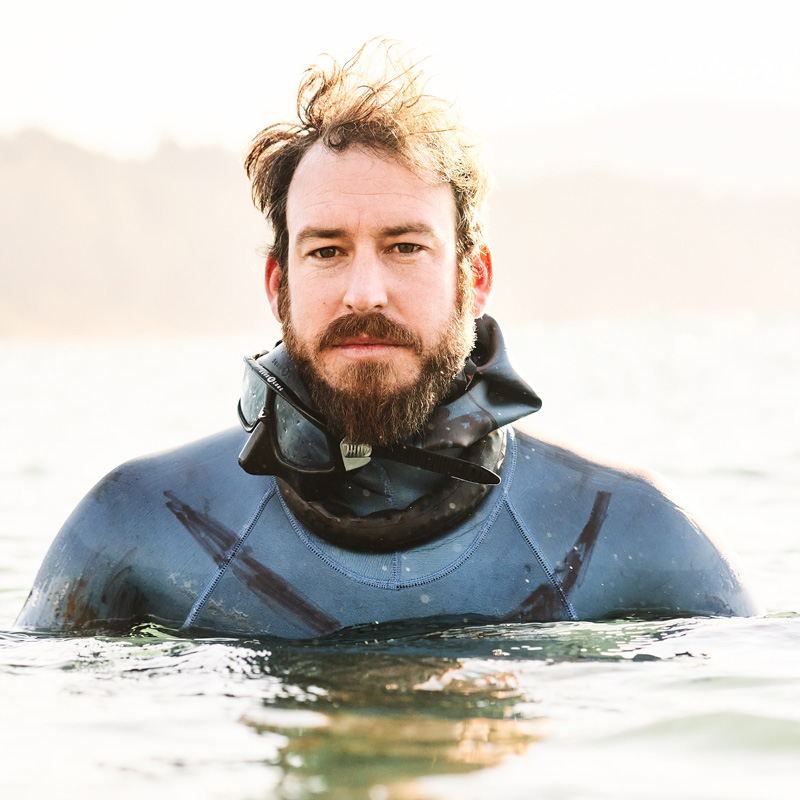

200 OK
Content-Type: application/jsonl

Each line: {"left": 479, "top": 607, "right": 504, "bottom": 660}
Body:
{"left": 340, "top": 442, "right": 373, "bottom": 471}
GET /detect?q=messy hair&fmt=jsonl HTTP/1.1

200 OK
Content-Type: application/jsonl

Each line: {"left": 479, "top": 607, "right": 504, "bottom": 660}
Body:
{"left": 244, "top": 39, "right": 490, "bottom": 274}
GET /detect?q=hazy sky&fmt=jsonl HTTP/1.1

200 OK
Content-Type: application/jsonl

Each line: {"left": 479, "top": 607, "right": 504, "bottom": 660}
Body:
{"left": 3, "top": 0, "right": 800, "bottom": 159}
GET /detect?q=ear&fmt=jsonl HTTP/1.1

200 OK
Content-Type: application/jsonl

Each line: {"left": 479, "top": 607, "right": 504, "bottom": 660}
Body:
{"left": 265, "top": 256, "right": 283, "bottom": 322}
{"left": 469, "top": 245, "right": 493, "bottom": 317}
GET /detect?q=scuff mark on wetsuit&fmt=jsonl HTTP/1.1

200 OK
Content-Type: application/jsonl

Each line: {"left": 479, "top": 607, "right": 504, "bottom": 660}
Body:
{"left": 61, "top": 548, "right": 147, "bottom": 632}
{"left": 506, "top": 490, "right": 611, "bottom": 622}
{"left": 558, "top": 490, "right": 610, "bottom": 594}
{"left": 99, "top": 556, "right": 149, "bottom": 622}
{"left": 165, "top": 492, "right": 340, "bottom": 635}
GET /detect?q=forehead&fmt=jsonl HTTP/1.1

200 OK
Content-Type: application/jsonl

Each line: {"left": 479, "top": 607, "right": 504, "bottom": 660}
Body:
{"left": 286, "top": 143, "right": 457, "bottom": 235}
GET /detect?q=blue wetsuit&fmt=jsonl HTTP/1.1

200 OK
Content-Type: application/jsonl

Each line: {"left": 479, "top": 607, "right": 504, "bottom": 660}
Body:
{"left": 15, "top": 320, "right": 758, "bottom": 636}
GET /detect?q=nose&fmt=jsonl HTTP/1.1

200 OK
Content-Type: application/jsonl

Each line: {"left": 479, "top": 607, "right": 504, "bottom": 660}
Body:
{"left": 342, "top": 253, "right": 388, "bottom": 313}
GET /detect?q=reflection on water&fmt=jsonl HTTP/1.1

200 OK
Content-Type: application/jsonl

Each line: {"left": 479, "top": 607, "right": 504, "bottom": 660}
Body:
{"left": 239, "top": 630, "right": 544, "bottom": 800}
{"left": 245, "top": 713, "right": 546, "bottom": 800}
{"left": 233, "top": 618, "right": 709, "bottom": 797}
{"left": 242, "top": 651, "right": 545, "bottom": 800}
{"left": 1, "top": 614, "right": 799, "bottom": 799}
{"left": 0, "top": 617, "right": 714, "bottom": 799}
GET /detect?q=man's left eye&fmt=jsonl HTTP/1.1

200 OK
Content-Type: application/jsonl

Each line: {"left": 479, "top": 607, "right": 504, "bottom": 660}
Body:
{"left": 393, "top": 243, "right": 420, "bottom": 254}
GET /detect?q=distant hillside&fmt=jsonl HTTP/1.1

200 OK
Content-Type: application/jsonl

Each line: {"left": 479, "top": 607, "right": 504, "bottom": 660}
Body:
{"left": 1, "top": 130, "right": 798, "bottom": 337}
{"left": 0, "top": 130, "right": 271, "bottom": 337}
{"left": 487, "top": 172, "right": 800, "bottom": 320}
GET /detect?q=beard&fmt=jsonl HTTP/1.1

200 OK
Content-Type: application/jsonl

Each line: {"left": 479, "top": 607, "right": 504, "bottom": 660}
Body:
{"left": 280, "top": 271, "right": 476, "bottom": 447}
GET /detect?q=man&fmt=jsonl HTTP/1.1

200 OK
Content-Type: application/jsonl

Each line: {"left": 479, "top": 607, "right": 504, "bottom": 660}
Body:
{"left": 15, "top": 43, "right": 758, "bottom": 636}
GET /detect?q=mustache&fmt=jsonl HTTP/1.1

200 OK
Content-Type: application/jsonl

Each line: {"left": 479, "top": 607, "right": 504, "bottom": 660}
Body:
{"left": 318, "top": 313, "right": 423, "bottom": 354}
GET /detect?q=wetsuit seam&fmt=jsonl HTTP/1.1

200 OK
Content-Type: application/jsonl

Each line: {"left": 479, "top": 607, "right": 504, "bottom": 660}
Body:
{"left": 180, "top": 483, "right": 277, "bottom": 630}
{"left": 501, "top": 430, "right": 576, "bottom": 619}
{"left": 503, "top": 493, "right": 577, "bottom": 620}
{"left": 392, "top": 494, "right": 505, "bottom": 588}
{"left": 395, "top": 428, "right": 513, "bottom": 589}
{"left": 276, "top": 440, "right": 511, "bottom": 590}
{"left": 503, "top": 426, "right": 518, "bottom": 485}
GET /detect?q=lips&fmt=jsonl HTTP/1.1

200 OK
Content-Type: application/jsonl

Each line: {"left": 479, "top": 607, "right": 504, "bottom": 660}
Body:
{"left": 336, "top": 336, "right": 404, "bottom": 348}
{"left": 317, "top": 313, "right": 423, "bottom": 354}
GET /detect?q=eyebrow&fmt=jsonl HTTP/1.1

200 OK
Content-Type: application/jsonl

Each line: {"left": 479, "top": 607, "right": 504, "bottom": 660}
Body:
{"left": 294, "top": 223, "right": 440, "bottom": 247}
{"left": 294, "top": 227, "right": 346, "bottom": 247}
{"left": 381, "top": 224, "right": 439, "bottom": 239}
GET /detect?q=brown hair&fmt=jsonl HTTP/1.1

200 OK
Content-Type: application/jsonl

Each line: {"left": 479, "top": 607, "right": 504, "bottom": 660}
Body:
{"left": 244, "top": 39, "right": 490, "bottom": 275}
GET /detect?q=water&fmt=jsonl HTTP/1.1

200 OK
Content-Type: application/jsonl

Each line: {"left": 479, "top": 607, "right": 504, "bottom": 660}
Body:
{"left": 1, "top": 314, "right": 798, "bottom": 799}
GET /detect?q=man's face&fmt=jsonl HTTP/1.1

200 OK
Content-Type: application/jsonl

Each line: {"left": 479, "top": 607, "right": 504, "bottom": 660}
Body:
{"left": 266, "top": 143, "right": 487, "bottom": 444}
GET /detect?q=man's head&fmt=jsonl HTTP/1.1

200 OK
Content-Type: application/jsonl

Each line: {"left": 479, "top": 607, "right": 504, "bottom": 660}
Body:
{"left": 245, "top": 40, "right": 493, "bottom": 446}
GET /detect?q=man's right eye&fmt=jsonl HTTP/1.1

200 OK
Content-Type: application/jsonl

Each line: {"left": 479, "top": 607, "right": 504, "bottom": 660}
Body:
{"left": 312, "top": 246, "right": 338, "bottom": 259}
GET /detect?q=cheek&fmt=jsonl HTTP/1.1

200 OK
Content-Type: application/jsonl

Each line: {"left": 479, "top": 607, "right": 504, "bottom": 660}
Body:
{"left": 407, "top": 270, "right": 459, "bottom": 318}
{"left": 287, "top": 275, "right": 335, "bottom": 331}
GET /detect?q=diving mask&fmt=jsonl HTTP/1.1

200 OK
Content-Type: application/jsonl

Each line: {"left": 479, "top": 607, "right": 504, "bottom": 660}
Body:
{"left": 236, "top": 345, "right": 500, "bottom": 485}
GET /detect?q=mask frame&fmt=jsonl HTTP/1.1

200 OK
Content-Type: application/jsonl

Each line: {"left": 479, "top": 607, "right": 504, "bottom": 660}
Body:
{"left": 237, "top": 353, "right": 500, "bottom": 485}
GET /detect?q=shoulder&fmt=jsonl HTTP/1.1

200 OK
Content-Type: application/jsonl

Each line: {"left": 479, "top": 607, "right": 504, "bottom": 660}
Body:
{"left": 98, "top": 426, "right": 251, "bottom": 495}
{"left": 507, "top": 426, "right": 760, "bottom": 618}
{"left": 509, "top": 426, "right": 678, "bottom": 512}
{"left": 15, "top": 427, "right": 271, "bottom": 633}
{"left": 54, "top": 427, "right": 255, "bottom": 544}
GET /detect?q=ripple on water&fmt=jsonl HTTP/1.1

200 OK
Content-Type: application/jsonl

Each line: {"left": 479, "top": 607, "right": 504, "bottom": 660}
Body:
{"left": 0, "top": 614, "right": 798, "bottom": 800}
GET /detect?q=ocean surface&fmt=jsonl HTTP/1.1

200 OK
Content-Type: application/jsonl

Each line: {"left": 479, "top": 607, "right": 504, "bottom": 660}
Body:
{"left": 1, "top": 313, "right": 798, "bottom": 800}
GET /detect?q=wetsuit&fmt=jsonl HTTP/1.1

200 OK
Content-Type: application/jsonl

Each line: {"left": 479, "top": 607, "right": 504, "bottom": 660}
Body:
{"left": 15, "top": 319, "right": 759, "bottom": 636}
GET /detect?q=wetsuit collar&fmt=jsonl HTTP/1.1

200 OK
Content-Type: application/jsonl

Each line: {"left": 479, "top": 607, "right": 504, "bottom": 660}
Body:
{"left": 243, "top": 314, "right": 540, "bottom": 487}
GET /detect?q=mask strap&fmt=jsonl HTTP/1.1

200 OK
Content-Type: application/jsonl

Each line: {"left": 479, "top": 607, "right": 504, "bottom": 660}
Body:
{"left": 346, "top": 441, "right": 500, "bottom": 485}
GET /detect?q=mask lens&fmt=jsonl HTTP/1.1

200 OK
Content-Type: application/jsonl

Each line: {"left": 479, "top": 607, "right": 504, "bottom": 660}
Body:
{"left": 238, "top": 354, "right": 341, "bottom": 476}
{"left": 273, "top": 395, "right": 336, "bottom": 470}
{"left": 239, "top": 359, "right": 268, "bottom": 430}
